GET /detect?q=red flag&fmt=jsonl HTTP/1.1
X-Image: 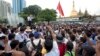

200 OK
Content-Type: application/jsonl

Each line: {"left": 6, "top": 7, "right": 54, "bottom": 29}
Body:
{"left": 57, "top": 1, "right": 64, "bottom": 16}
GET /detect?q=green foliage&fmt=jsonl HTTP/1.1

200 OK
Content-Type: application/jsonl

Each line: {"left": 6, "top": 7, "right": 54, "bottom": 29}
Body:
{"left": 80, "top": 15, "right": 96, "bottom": 22}
{"left": 0, "top": 17, "right": 8, "bottom": 23}
{"left": 19, "top": 5, "right": 41, "bottom": 20}
{"left": 37, "top": 9, "right": 57, "bottom": 22}
{"left": 19, "top": 5, "right": 57, "bottom": 22}
{"left": 19, "top": 13, "right": 28, "bottom": 20}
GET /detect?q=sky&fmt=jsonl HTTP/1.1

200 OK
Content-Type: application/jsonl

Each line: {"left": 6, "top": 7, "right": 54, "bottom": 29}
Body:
{"left": 4, "top": 0, "right": 100, "bottom": 17}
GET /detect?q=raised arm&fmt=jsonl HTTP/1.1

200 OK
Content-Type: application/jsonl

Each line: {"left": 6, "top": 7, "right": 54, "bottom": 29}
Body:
{"left": 95, "top": 41, "right": 100, "bottom": 56}
{"left": 46, "top": 25, "right": 56, "bottom": 40}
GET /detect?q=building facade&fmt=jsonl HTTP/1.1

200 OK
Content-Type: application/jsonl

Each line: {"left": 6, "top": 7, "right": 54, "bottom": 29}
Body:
{"left": 0, "top": 0, "right": 11, "bottom": 19}
{"left": 12, "top": 0, "right": 26, "bottom": 14}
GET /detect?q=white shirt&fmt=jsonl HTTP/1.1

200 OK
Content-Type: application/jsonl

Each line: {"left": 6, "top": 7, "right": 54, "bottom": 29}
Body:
{"left": 33, "top": 38, "right": 44, "bottom": 46}
{"left": 26, "top": 38, "right": 45, "bottom": 51}
{"left": 0, "top": 33, "right": 5, "bottom": 37}
{"left": 15, "top": 33, "right": 27, "bottom": 42}
{"left": 63, "top": 38, "right": 68, "bottom": 44}
{"left": 44, "top": 40, "right": 59, "bottom": 56}
{"left": 27, "top": 16, "right": 33, "bottom": 21}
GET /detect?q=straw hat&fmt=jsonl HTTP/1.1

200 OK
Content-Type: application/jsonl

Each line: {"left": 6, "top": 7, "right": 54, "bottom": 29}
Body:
{"left": 25, "top": 26, "right": 32, "bottom": 32}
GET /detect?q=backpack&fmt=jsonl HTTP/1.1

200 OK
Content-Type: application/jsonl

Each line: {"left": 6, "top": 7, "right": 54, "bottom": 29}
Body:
{"left": 31, "top": 40, "right": 42, "bottom": 56}
{"left": 20, "top": 40, "right": 30, "bottom": 56}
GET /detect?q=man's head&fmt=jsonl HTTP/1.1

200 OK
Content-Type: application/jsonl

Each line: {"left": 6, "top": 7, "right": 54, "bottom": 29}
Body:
{"left": 67, "top": 41, "right": 73, "bottom": 51}
{"left": 70, "top": 34, "right": 76, "bottom": 42}
{"left": 80, "top": 37, "right": 87, "bottom": 43}
{"left": 84, "top": 30, "right": 92, "bottom": 37}
{"left": 7, "top": 25, "right": 10, "bottom": 29}
{"left": 56, "top": 34, "right": 64, "bottom": 43}
{"left": 2, "top": 27, "right": 8, "bottom": 34}
{"left": 34, "top": 32, "right": 40, "bottom": 39}
{"left": 72, "top": 29, "right": 77, "bottom": 34}
{"left": 11, "top": 28, "right": 17, "bottom": 33}
{"left": 29, "top": 33, "right": 34, "bottom": 40}
{"left": 90, "top": 28, "right": 96, "bottom": 33}
{"left": 10, "top": 40, "right": 19, "bottom": 49}
{"left": 77, "top": 29, "right": 82, "bottom": 35}
{"left": 82, "top": 46, "right": 95, "bottom": 56}
{"left": 8, "top": 33, "right": 15, "bottom": 40}
{"left": 61, "top": 30, "right": 65, "bottom": 37}
{"left": 44, "top": 39, "right": 53, "bottom": 53}
{"left": 20, "top": 27, "right": 25, "bottom": 33}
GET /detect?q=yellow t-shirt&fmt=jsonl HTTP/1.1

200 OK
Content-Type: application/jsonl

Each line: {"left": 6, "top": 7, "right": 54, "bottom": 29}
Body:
{"left": 41, "top": 47, "right": 47, "bottom": 54}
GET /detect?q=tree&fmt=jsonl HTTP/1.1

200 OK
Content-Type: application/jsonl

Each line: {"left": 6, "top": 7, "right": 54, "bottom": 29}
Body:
{"left": 78, "top": 9, "right": 84, "bottom": 17}
{"left": 19, "top": 5, "right": 41, "bottom": 20}
{"left": 80, "top": 9, "right": 91, "bottom": 21}
{"left": 84, "top": 10, "right": 89, "bottom": 15}
{"left": 37, "top": 9, "right": 57, "bottom": 22}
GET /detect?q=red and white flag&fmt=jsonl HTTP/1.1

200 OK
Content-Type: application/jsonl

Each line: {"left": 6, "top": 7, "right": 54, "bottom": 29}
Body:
{"left": 57, "top": 1, "right": 64, "bottom": 16}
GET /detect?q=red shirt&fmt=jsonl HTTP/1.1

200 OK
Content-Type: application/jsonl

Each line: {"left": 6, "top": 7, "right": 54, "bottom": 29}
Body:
{"left": 58, "top": 43, "right": 66, "bottom": 56}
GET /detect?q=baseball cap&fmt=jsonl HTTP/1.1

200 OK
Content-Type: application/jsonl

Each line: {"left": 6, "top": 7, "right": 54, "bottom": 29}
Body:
{"left": 34, "top": 32, "right": 40, "bottom": 39}
{"left": 56, "top": 34, "right": 64, "bottom": 42}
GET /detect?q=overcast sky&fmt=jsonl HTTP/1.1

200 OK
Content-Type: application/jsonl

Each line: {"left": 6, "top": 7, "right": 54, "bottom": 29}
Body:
{"left": 4, "top": 0, "right": 100, "bottom": 16}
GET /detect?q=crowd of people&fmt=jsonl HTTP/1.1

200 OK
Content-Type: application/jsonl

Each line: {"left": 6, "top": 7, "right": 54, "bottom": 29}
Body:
{"left": 0, "top": 23, "right": 100, "bottom": 56}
